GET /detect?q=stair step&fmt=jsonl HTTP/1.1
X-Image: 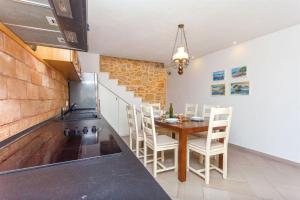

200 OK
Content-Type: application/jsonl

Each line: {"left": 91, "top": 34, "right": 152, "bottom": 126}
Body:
{"left": 98, "top": 72, "right": 142, "bottom": 107}
{"left": 98, "top": 71, "right": 153, "bottom": 106}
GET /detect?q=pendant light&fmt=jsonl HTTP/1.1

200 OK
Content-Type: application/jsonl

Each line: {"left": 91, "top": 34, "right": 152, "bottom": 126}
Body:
{"left": 171, "top": 24, "right": 190, "bottom": 75}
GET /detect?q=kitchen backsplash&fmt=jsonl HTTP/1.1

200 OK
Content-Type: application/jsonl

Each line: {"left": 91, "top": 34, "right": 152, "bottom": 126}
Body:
{"left": 0, "top": 30, "right": 68, "bottom": 142}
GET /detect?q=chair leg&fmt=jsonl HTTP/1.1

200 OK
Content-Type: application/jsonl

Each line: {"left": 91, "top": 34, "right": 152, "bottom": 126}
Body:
{"left": 161, "top": 151, "right": 165, "bottom": 162}
{"left": 153, "top": 150, "right": 157, "bottom": 178}
{"left": 223, "top": 152, "right": 227, "bottom": 179}
{"left": 129, "top": 134, "right": 132, "bottom": 151}
{"left": 143, "top": 143, "right": 147, "bottom": 167}
{"left": 205, "top": 154, "right": 210, "bottom": 184}
{"left": 199, "top": 154, "right": 204, "bottom": 164}
{"left": 136, "top": 139, "right": 139, "bottom": 158}
{"left": 187, "top": 147, "right": 190, "bottom": 172}
{"left": 175, "top": 147, "right": 178, "bottom": 172}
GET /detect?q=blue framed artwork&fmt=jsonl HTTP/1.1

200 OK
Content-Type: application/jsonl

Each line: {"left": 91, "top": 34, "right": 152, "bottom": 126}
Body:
{"left": 231, "top": 81, "right": 249, "bottom": 95}
{"left": 211, "top": 84, "right": 225, "bottom": 96}
{"left": 231, "top": 66, "right": 247, "bottom": 78}
{"left": 213, "top": 70, "right": 225, "bottom": 81}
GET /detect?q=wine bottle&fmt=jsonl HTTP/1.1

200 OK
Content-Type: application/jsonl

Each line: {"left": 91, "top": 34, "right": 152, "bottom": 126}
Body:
{"left": 169, "top": 103, "right": 174, "bottom": 118}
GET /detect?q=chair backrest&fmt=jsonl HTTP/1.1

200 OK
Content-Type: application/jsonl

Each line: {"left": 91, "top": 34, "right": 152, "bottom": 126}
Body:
{"left": 202, "top": 104, "right": 219, "bottom": 119}
{"left": 126, "top": 104, "right": 139, "bottom": 139}
{"left": 150, "top": 103, "right": 161, "bottom": 117}
{"left": 185, "top": 104, "right": 198, "bottom": 118}
{"left": 206, "top": 107, "right": 233, "bottom": 150}
{"left": 141, "top": 104, "right": 157, "bottom": 146}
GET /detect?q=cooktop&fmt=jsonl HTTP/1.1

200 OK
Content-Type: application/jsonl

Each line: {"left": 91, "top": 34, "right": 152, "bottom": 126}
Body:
{"left": 0, "top": 116, "right": 121, "bottom": 174}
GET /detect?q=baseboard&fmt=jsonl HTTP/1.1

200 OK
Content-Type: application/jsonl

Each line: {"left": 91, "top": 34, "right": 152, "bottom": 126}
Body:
{"left": 229, "top": 143, "right": 300, "bottom": 168}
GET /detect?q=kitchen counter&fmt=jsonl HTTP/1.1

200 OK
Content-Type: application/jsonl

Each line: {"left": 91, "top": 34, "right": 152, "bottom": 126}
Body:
{"left": 0, "top": 114, "right": 170, "bottom": 200}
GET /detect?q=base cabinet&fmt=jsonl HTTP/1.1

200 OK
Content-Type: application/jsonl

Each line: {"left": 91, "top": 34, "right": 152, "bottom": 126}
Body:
{"left": 98, "top": 84, "right": 129, "bottom": 136}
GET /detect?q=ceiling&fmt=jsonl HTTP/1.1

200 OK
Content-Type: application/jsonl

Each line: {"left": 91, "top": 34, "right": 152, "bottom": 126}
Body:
{"left": 87, "top": 0, "right": 300, "bottom": 64}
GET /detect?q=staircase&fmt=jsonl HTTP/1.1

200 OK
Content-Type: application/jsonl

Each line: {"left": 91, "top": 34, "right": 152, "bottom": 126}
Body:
{"left": 98, "top": 71, "right": 143, "bottom": 136}
{"left": 98, "top": 72, "right": 143, "bottom": 107}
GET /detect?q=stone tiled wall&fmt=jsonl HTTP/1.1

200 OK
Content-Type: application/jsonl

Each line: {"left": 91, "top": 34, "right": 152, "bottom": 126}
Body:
{"left": 0, "top": 30, "right": 68, "bottom": 142}
{"left": 100, "top": 56, "right": 167, "bottom": 107}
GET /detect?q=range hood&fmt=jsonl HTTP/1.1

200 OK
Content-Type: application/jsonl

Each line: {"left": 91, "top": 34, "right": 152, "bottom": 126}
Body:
{"left": 0, "top": 0, "right": 88, "bottom": 51}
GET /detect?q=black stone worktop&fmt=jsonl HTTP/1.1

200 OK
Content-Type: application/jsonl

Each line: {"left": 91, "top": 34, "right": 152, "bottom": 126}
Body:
{"left": 0, "top": 115, "right": 170, "bottom": 200}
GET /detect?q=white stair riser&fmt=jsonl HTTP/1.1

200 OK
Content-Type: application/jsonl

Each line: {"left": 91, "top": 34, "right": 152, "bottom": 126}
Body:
{"left": 98, "top": 72, "right": 142, "bottom": 107}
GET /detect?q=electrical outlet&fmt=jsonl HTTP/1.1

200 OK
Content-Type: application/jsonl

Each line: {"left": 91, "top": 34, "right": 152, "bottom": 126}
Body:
{"left": 46, "top": 16, "right": 58, "bottom": 26}
{"left": 57, "top": 37, "right": 66, "bottom": 43}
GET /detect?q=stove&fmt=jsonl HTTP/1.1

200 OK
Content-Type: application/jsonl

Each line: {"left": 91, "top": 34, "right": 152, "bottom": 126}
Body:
{"left": 0, "top": 114, "right": 121, "bottom": 174}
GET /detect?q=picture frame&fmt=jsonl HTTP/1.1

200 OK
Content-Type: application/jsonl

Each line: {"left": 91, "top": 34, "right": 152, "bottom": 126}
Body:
{"left": 211, "top": 84, "right": 226, "bottom": 96}
{"left": 231, "top": 81, "right": 250, "bottom": 95}
{"left": 212, "top": 70, "right": 225, "bottom": 81}
{"left": 231, "top": 66, "right": 247, "bottom": 78}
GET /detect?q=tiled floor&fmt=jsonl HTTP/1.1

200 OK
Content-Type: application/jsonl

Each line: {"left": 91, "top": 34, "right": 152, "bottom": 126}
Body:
{"left": 122, "top": 136, "right": 300, "bottom": 200}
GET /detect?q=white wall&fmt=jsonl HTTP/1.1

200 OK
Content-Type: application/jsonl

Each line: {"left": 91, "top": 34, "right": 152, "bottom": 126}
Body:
{"left": 167, "top": 24, "right": 300, "bottom": 163}
{"left": 78, "top": 52, "right": 100, "bottom": 73}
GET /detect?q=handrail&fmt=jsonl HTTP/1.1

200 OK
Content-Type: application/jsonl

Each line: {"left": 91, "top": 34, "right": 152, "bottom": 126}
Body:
{"left": 97, "top": 80, "right": 143, "bottom": 113}
{"left": 98, "top": 80, "right": 134, "bottom": 106}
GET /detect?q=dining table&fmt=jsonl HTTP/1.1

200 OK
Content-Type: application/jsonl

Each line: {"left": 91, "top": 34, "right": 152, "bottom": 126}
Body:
{"left": 155, "top": 119, "right": 224, "bottom": 182}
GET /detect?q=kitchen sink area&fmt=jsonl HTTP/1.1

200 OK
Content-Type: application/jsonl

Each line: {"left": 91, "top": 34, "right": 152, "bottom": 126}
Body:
{"left": 61, "top": 108, "right": 99, "bottom": 121}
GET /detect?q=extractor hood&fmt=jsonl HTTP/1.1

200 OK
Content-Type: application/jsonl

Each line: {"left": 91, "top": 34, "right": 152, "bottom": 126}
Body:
{"left": 0, "top": 0, "right": 88, "bottom": 51}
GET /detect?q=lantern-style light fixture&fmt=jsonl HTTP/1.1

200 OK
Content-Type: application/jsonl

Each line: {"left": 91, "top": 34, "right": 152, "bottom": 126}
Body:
{"left": 171, "top": 24, "right": 190, "bottom": 75}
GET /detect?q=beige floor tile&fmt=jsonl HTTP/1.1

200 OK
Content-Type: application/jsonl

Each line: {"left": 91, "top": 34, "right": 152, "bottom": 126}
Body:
{"left": 275, "top": 185, "right": 300, "bottom": 200}
{"left": 122, "top": 136, "right": 300, "bottom": 200}
{"left": 203, "top": 187, "right": 231, "bottom": 200}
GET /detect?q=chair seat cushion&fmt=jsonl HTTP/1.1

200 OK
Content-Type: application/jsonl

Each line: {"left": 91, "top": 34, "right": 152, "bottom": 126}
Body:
{"left": 146, "top": 134, "right": 178, "bottom": 147}
{"left": 157, "top": 135, "right": 178, "bottom": 146}
{"left": 188, "top": 138, "right": 223, "bottom": 150}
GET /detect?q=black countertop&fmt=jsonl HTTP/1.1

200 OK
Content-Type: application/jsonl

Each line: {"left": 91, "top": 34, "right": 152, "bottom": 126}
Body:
{"left": 0, "top": 115, "right": 170, "bottom": 200}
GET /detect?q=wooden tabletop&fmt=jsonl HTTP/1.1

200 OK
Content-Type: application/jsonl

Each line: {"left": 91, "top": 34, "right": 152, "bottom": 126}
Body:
{"left": 155, "top": 119, "right": 209, "bottom": 133}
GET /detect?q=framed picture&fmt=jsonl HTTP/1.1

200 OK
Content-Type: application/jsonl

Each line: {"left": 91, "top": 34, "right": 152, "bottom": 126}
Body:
{"left": 211, "top": 84, "right": 225, "bottom": 96}
{"left": 231, "top": 81, "right": 250, "bottom": 95}
{"left": 231, "top": 66, "right": 247, "bottom": 78}
{"left": 212, "top": 70, "right": 225, "bottom": 81}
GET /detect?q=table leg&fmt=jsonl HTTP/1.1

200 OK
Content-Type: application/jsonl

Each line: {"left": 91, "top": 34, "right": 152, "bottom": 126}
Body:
{"left": 178, "top": 130, "right": 187, "bottom": 182}
{"left": 172, "top": 132, "right": 175, "bottom": 139}
{"left": 218, "top": 138, "right": 224, "bottom": 169}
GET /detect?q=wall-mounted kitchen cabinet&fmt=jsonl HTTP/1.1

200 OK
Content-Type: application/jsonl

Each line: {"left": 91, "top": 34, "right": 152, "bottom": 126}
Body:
{"left": 35, "top": 46, "right": 81, "bottom": 80}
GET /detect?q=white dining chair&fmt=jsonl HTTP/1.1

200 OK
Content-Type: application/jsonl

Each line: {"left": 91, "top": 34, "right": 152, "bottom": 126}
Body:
{"left": 202, "top": 104, "right": 219, "bottom": 120}
{"left": 187, "top": 107, "right": 233, "bottom": 184}
{"left": 195, "top": 104, "right": 220, "bottom": 136}
{"left": 191, "top": 104, "right": 219, "bottom": 137}
{"left": 192, "top": 105, "right": 220, "bottom": 162}
{"left": 150, "top": 102, "right": 169, "bottom": 161}
{"left": 141, "top": 104, "right": 178, "bottom": 178}
{"left": 184, "top": 104, "right": 198, "bottom": 118}
{"left": 150, "top": 103, "right": 161, "bottom": 117}
{"left": 126, "top": 104, "right": 144, "bottom": 158}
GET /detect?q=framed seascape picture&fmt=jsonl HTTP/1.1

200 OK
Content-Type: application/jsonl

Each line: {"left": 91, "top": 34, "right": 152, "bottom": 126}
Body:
{"left": 212, "top": 70, "right": 225, "bottom": 81}
{"left": 231, "top": 66, "right": 247, "bottom": 78}
{"left": 211, "top": 84, "right": 225, "bottom": 96}
{"left": 231, "top": 81, "right": 250, "bottom": 95}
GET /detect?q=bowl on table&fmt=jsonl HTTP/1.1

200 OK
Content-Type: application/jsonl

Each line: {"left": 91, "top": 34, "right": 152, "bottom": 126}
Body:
{"left": 154, "top": 115, "right": 161, "bottom": 120}
{"left": 190, "top": 116, "right": 204, "bottom": 122}
{"left": 165, "top": 118, "right": 179, "bottom": 124}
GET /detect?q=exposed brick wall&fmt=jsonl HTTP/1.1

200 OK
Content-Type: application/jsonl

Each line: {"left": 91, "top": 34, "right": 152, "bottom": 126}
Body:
{"left": 0, "top": 30, "right": 68, "bottom": 142}
{"left": 100, "top": 56, "right": 167, "bottom": 107}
